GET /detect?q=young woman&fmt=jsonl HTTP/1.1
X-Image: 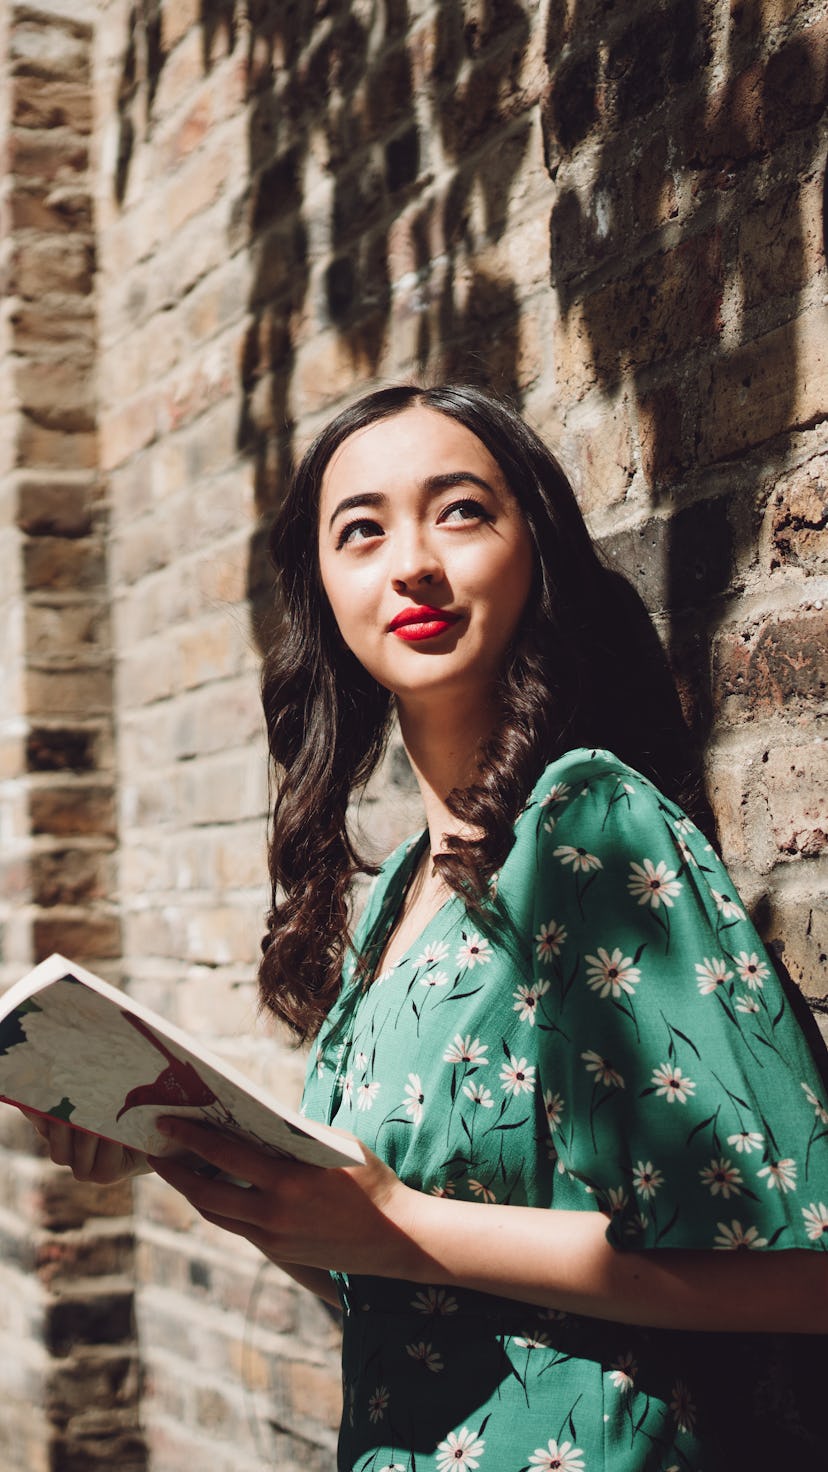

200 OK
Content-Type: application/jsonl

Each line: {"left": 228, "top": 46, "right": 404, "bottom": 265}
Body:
{"left": 35, "top": 385, "right": 828, "bottom": 1471}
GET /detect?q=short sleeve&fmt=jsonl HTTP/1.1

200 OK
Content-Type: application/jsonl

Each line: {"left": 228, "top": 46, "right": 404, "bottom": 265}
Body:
{"left": 528, "top": 750, "right": 828, "bottom": 1254}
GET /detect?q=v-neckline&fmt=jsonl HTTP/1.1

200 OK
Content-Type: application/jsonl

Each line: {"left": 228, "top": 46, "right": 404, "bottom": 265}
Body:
{"left": 368, "top": 829, "right": 457, "bottom": 980}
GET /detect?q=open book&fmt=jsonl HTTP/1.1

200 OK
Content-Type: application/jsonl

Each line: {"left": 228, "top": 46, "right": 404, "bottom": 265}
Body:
{"left": 0, "top": 953, "right": 362, "bottom": 1170}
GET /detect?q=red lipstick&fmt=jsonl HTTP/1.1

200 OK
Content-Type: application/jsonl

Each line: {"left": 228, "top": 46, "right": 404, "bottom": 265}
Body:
{"left": 389, "top": 605, "right": 460, "bottom": 642}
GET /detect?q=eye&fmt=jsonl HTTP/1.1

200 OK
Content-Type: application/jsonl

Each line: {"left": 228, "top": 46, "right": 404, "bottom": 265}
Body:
{"left": 335, "top": 517, "right": 384, "bottom": 549}
{"left": 438, "top": 498, "right": 493, "bottom": 525}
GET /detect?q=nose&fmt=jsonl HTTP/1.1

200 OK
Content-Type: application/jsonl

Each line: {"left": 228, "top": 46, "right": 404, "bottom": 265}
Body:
{"left": 390, "top": 525, "right": 444, "bottom": 591}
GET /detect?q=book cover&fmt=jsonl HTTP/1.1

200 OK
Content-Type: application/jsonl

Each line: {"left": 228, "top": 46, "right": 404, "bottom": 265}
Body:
{"left": 0, "top": 953, "right": 362, "bottom": 1170}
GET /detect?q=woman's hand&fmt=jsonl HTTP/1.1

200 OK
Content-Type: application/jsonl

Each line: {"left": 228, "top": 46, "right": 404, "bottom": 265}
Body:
{"left": 148, "top": 1116, "right": 422, "bottom": 1278}
{"left": 22, "top": 1109, "right": 152, "bottom": 1182}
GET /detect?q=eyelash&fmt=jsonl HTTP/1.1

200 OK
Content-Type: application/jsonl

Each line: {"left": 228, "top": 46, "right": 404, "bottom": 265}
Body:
{"left": 334, "top": 499, "right": 492, "bottom": 549}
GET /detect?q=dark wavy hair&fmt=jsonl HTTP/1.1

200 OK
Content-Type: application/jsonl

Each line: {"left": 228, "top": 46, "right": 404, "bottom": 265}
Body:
{"left": 259, "top": 383, "right": 704, "bottom": 1040}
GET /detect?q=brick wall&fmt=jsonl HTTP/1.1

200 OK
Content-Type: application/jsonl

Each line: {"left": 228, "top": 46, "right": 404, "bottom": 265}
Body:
{"left": 0, "top": 3, "right": 144, "bottom": 1469}
{"left": 0, "top": 0, "right": 826, "bottom": 1468}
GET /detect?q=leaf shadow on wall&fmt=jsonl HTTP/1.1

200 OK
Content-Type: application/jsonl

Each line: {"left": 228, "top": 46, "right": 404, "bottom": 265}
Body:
{"left": 542, "top": 0, "right": 825, "bottom": 748}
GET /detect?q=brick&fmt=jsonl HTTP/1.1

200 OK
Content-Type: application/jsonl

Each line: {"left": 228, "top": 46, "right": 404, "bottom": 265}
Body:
{"left": 16, "top": 479, "right": 98, "bottom": 538}
{"left": 30, "top": 850, "right": 115, "bottom": 908}
{"left": 763, "top": 743, "right": 828, "bottom": 858}
{"left": 757, "top": 890, "right": 828, "bottom": 1001}
{"left": 737, "top": 172, "right": 824, "bottom": 312}
{"left": 9, "top": 18, "right": 91, "bottom": 84}
{"left": 600, "top": 496, "right": 733, "bottom": 615}
{"left": 25, "top": 668, "right": 115, "bottom": 719}
{"left": 702, "top": 308, "right": 828, "bottom": 461}
{"left": 31, "top": 913, "right": 120, "bottom": 964}
{"left": 11, "top": 80, "right": 92, "bottom": 133}
{"left": 713, "top": 607, "right": 828, "bottom": 723}
{"left": 23, "top": 536, "right": 104, "bottom": 593}
{"left": 29, "top": 785, "right": 116, "bottom": 839}
{"left": 25, "top": 603, "right": 110, "bottom": 662}
{"left": 26, "top": 726, "right": 104, "bottom": 774}
{"left": 5, "top": 184, "right": 92, "bottom": 234}
{"left": 565, "top": 229, "right": 724, "bottom": 396}
{"left": 15, "top": 418, "right": 97, "bottom": 474}
{"left": 766, "top": 453, "right": 828, "bottom": 571}
{"left": 5, "top": 130, "right": 90, "bottom": 188}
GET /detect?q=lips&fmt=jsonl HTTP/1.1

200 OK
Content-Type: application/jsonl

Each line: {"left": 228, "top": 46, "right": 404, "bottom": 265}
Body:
{"left": 389, "top": 605, "right": 461, "bottom": 642}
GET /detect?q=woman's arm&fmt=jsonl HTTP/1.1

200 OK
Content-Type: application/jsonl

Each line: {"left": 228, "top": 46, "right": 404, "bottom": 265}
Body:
{"left": 149, "top": 1116, "right": 828, "bottom": 1336}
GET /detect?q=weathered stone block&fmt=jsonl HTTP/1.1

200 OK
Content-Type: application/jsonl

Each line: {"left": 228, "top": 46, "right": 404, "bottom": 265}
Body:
{"left": 713, "top": 607, "right": 828, "bottom": 723}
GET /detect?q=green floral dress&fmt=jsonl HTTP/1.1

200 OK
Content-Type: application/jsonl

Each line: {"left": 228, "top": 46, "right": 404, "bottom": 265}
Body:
{"left": 301, "top": 749, "right": 828, "bottom": 1472}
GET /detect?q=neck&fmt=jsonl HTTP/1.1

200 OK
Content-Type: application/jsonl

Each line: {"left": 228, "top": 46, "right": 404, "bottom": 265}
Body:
{"left": 397, "top": 693, "right": 497, "bottom": 854}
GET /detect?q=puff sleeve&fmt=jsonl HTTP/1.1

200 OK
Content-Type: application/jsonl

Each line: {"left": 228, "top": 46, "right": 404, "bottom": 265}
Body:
{"left": 527, "top": 750, "right": 828, "bottom": 1254}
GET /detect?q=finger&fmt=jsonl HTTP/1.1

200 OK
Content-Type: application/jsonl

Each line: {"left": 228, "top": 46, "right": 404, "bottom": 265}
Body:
{"left": 151, "top": 1154, "right": 265, "bottom": 1227}
{"left": 69, "top": 1131, "right": 100, "bottom": 1179}
{"left": 48, "top": 1121, "right": 76, "bottom": 1167}
{"left": 86, "top": 1137, "right": 136, "bottom": 1183}
{"left": 20, "top": 1108, "right": 49, "bottom": 1139}
{"left": 156, "top": 1117, "right": 280, "bottom": 1188}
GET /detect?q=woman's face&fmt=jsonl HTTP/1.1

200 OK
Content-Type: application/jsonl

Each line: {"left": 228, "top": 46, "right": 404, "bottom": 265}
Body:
{"left": 317, "top": 406, "right": 535, "bottom": 716}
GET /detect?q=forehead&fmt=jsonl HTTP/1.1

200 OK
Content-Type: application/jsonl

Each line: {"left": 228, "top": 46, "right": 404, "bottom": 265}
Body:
{"left": 319, "top": 406, "right": 506, "bottom": 509}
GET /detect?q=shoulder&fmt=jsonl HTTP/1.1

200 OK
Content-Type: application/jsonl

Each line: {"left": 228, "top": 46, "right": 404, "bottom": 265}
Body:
{"left": 516, "top": 746, "right": 713, "bottom": 897}
{"left": 523, "top": 747, "right": 679, "bottom": 840}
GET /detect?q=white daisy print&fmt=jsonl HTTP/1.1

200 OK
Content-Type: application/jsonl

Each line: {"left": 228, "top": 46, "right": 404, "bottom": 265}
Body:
{"left": 581, "top": 1050, "right": 625, "bottom": 1088}
{"left": 695, "top": 957, "right": 733, "bottom": 994}
{"left": 430, "top": 1181, "right": 456, "bottom": 1197}
{"left": 357, "top": 1080, "right": 381, "bottom": 1112}
{"left": 757, "top": 1157, "right": 797, "bottom": 1193}
{"left": 585, "top": 946, "right": 641, "bottom": 999}
{"left": 802, "top": 1082, "right": 828, "bottom": 1124}
{"left": 554, "top": 844, "right": 603, "bottom": 873}
{"left": 341, "top": 1071, "right": 354, "bottom": 1106}
{"left": 405, "top": 1341, "right": 444, "bottom": 1373}
{"left": 513, "top": 1332, "right": 552, "bottom": 1349}
{"left": 420, "top": 969, "right": 450, "bottom": 988}
{"left": 714, "top": 1219, "right": 768, "bottom": 1250}
{"left": 711, "top": 888, "right": 745, "bottom": 921}
{"left": 540, "top": 781, "right": 571, "bottom": 807}
{"left": 455, "top": 932, "right": 492, "bottom": 968}
{"left": 651, "top": 1063, "right": 697, "bottom": 1104}
{"left": 535, "top": 919, "right": 567, "bottom": 961}
{"left": 415, "top": 940, "right": 450, "bottom": 968}
{"left": 627, "top": 858, "right": 682, "bottom": 908}
{"left": 368, "top": 1385, "right": 389, "bottom": 1422}
{"left": 670, "top": 1378, "right": 696, "bottom": 1433}
{"left": 403, "top": 1073, "right": 425, "bottom": 1124}
{"left": 726, "top": 1130, "right": 764, "bottom": 1154}
{"left": 435, "top": 1427, "right": 485, "bottom": 1472}
{"left": 443, "top": 1034, "right": 489, "bottom": 1066}
{"left": 605, "top": 1186, "right": 629, "bottom": 1217}
{"left": 802, "top": 1203, "right": 828, "bottom": 1241}
{"left": 674, "top": 816, "right": 695, "bottom": 835}
{"left": 411, "top": 1287, "right": 458, "bottom": 1315}
{"left": 528, "top": 1437, "right": 585, "bottom": 1471}
{"left": 543, "top": 1089, "right": 565, "bottom": 1132}
{"left": 632, "top": 1160, "right": 665, "bottom": 1199}
{"left": 463, "top": 1081, "right": 494, "bottom": 1108}
{"left": 468, "top": 1177, "right": 497, "bottom": 1202}
{"left": 609, "top": 1352, "right": 638, "bottom": 1391}
{"left": 735, "top": 951, "right": 769, "bottom": 990}
{"left": 624, "top": 1211, "right": 650, "bottom": 1237}
{"left": 699, "top": 1157, "right": 743, "bottom": 1198}
{"left": 735, "top": 995, "right": 760, "bottom": 1014}
{"left": 500, "top": 1055, "right": 536, "bottom": 1095}
{"left": 513, "top": 980, "right": 551, "bottom": 1024}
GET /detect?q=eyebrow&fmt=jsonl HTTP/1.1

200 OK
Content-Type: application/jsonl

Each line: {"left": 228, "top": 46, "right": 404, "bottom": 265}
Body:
{"left": 326, "top": 471, "right": 498, "bottom": 531}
